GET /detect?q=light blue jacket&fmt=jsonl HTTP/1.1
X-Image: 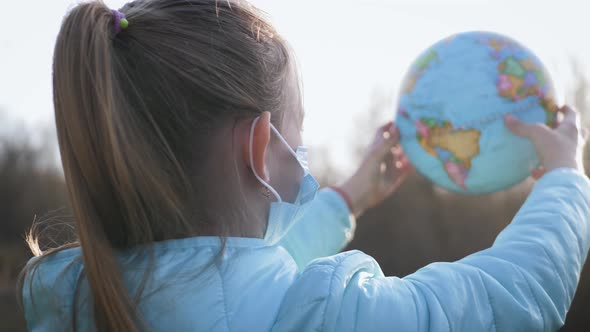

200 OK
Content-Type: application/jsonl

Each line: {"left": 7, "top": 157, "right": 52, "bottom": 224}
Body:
{"left": 23, "top": 168, "right": 590, "bottom": 331}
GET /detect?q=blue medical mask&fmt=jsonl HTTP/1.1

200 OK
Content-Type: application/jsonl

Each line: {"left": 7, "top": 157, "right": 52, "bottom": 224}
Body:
{"left": 249, "top": 117, "right": 320, "bottom": 245}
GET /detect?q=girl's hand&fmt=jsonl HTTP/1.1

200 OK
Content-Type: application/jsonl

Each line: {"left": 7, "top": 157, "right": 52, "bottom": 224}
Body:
{"left": 337, "top": 122, "right": 414, "bottom": 218}
{"left": 505, "top": 105, "right": 587, "bottom": 179}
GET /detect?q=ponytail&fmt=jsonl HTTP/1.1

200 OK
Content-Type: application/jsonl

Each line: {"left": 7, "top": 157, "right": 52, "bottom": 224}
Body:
{"left": 51, "top": 3, "right": 142, "bottom": 330}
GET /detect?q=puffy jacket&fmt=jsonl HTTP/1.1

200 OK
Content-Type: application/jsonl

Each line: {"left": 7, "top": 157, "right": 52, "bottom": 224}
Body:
{"left": 23, "top": 168, "right": 590, "bottom": 331}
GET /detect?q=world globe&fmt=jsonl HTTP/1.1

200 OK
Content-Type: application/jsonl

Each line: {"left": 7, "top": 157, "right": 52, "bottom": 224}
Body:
{"left": 396, "top": 31, "right": 558, "bottom": 194}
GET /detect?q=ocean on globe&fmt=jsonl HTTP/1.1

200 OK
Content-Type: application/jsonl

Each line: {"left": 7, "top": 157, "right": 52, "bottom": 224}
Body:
{"left": 396, "top": 31, "right": 558, "bottom": 194}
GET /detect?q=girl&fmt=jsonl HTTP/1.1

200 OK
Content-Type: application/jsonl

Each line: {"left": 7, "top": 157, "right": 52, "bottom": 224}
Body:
{"left": 21, "top": 0, "right": 590, "bottom": 331}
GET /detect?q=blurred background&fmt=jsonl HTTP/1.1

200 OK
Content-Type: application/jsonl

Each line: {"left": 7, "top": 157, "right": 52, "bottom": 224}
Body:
{"left": 1, "top": 0, "right": 589, "bottom": 330}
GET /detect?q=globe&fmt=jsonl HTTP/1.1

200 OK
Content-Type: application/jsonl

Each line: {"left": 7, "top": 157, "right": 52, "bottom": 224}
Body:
{"left": 396, "top": 31, "right": 558, "bottom": 194}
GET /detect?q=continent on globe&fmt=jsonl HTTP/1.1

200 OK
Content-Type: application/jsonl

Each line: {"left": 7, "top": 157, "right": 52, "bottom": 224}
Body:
{"left": 480, "top": 37, "right": 559, "bottom": 127}
{"left": 479, "top": 37, "right": 518, "bottom": 58}
{"left": 416, "top": 118, "right": 481, "bottom": 189}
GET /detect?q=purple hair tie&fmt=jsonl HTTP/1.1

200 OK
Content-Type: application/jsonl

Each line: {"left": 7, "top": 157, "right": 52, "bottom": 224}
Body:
{"left": 111, "top": 9, "right": 129, "bottom": 35}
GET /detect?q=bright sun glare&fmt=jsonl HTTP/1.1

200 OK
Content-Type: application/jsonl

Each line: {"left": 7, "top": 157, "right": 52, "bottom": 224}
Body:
{"left": 0, "top": 0, "right": 588, "bottom": 174}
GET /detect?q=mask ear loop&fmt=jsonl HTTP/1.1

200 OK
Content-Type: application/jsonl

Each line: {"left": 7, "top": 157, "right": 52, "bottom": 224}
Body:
{"left": 250, "top": 117, "right": 282, "bottom": 203}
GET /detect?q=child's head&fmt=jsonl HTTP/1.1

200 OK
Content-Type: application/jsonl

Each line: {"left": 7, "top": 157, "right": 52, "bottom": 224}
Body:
{"left": 42, "top": 0, "right": 305, "bottom": 329}
{"left": 53, "top": 0, "right": 304, "bottom": 240}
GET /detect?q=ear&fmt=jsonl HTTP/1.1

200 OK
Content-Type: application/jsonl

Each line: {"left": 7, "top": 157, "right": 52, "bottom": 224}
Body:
{"left": 244, "top": 112, "right": 271, "bottom": 182}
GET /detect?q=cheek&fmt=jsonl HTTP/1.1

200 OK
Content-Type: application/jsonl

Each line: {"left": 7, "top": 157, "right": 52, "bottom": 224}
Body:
{"left": 283, "top": 126, "right": 302, "bottom": 149}
{"left": 281, "top": 110, "right": 304, "bottom": 148}
{"left": 267, "top": 145, "right": 303, "bottom": 202}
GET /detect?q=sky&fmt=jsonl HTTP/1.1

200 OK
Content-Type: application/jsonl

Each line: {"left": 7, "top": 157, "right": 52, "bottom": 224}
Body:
{"left": 1, "top": 0, "right": 588, "bottom": 174}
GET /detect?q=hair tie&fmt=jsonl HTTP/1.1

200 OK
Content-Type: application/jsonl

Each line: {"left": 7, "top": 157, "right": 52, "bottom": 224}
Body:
{"left": 112, "top": 9, "right": 129, "bottom": 35}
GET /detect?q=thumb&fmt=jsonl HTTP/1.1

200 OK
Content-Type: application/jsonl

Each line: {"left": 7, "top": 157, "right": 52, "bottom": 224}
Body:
{"left": 504, "top": 114, "right": 547, "bottom": 140}
{"left": 504, "top": 114, "right": 529, "bottom": 137}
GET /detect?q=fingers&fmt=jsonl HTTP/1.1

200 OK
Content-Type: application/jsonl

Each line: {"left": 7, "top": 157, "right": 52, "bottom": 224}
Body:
{"left": 380, "top": 149, "right": 395, "bottom": 184}
{"left": 370, "top": 122, "right": 401, "bottom": 157}
{"left": 392, "top": 147, "right": 414, "bottom": 185}
{"left": 560, "top": 104, "right": 576, "bottom": 118}
{"left": 382, "top": 122, "right": 400, "bottom": 144}
{"left": 557, "top": 105, "right": 581, "bottom": 138}
{"left": 383, "top": 147, "right": 411, "bottom": 177}
{"left": 390, "top": 150, "right": 414, "bottom": 190}
{"left": 392, "top": 146, "right": 410, "bottom": 169}
{"left": 504, "top": 114, "right": 550, "bottom": 141}
{"left": 381, "top": 147, "right": 413, "bottom": 195}
{"left": 380, "top": 122, "right": 400, "bottom": 141}
{"left": 558, "top": 105, "right": 578, "bottom": 127}
{"left": 505, "top": 106, "right": 583, "bottom": 142}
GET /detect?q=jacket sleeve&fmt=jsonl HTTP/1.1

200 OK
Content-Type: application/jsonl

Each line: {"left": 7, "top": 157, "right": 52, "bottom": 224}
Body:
{"left": 279, "top": 188, "right": 356, "bottom": 270}
{"left": 273, "top": 168, "right": 590, "bottom": 331}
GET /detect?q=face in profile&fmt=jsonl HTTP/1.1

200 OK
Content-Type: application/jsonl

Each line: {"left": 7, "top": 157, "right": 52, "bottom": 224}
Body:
{"left": 264, "top": 74, "right": 306, "bottom": 204}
